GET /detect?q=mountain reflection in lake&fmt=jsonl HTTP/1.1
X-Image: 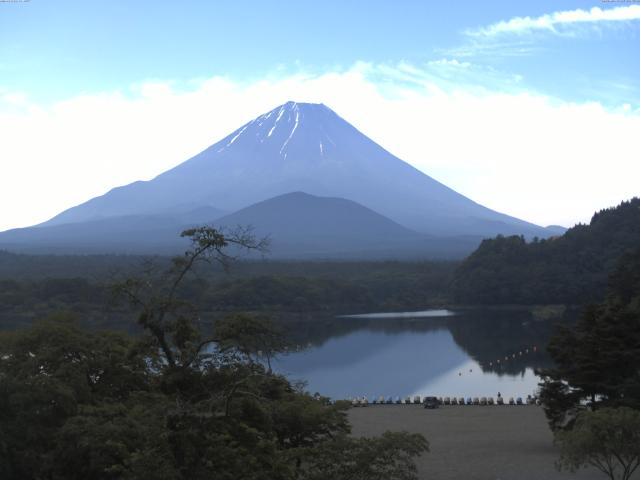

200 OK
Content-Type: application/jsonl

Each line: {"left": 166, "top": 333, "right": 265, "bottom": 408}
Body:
{"left": 272, "top": 308, "right": 563, "bottom": 400}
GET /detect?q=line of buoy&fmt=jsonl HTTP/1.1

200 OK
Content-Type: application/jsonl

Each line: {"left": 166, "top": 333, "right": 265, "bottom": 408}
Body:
{"left": 488, "top": 345, "right": 538, "bottom": 368}
{"left": 345, "top": 395, "right": 541, "bottom": 407}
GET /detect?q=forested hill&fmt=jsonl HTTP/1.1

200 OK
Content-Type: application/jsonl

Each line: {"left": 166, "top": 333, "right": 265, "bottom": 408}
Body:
{"left": 452, "top": 198, "right": 640, "bottom": 305}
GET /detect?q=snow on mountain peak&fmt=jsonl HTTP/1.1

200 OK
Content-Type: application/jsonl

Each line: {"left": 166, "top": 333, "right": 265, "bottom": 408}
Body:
{"left": 216, "top": 101, "right": 336, "bottom": 158}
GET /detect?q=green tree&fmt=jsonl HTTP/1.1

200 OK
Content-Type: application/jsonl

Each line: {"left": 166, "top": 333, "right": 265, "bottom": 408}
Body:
{"left": 113, "top": 226, "right": 270, "bottom": 371}
{"left": 0, "top": 315, "right": 156, "bottom": 479}
{"left": 1, "top": 226, "right": 429, "bottom": 479}
{"left": 452, "top": 198, "right": 640, "bottom": 306}
{"left": 555, "top": 407, "right": 640, "bottom": 480}
{"left": 539, "top": 249, "right": 640, "bottom": 430}
{"left": 215, "top": 313, "right": 288, "bottom": 371}
{"left": 298, "top": 431, "right": 429, "bottom": 480}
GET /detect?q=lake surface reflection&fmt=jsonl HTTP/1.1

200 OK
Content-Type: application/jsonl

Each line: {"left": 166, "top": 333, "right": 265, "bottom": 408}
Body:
{"left": 273, "top": 308, "right": 561, "bottom": 400}
{"left": 338, "top": 309, "right": 457, "bottom": 319}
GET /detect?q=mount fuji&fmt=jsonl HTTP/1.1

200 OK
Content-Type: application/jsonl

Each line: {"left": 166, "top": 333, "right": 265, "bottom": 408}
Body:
{"left": 0, "top": 101, "right": 560, "bottom": 257}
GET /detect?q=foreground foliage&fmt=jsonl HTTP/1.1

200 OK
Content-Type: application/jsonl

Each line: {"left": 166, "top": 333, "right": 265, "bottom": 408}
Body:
{"left": 539, "top": 248, "right": 640, "bottom": 430}
{"left": 555, "top": 407, "right": 640, "bottom": 480}
{"left": 0, "top": 227, "right": 428, "bottom": 480}
{"left": 299, "top": 431, "right": 428, "bottom": 480}
{"left": 537, "top": 248, "right": 640, "bottom": 479}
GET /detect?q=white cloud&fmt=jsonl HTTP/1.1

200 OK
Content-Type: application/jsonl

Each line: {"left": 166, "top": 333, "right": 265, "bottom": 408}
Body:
{"left": 467, "top": 5, "right": 640, "bottom": 37}
{"left": 2, "top": 92, "right": 28, "bottom": 105}
{"left": 427, "top": 58, "right": 471, "bottom": 68}
{"left": 1, "top": 62, "right": 639, "bottom": 232}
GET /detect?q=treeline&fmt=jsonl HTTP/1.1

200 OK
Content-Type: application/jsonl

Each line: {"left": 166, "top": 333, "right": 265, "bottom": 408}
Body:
{"left": 0, "top": 277, "right": 120, "bottom": 331}
{"left": 452, "top": 198, "right": 640, "bottom": 305}
{"left": 0, "top": 250, "right": 147, "bottom": 280}
{"left": 0, "top": 261, "right": 456, "bottom": 330}
{"left": 207, "top": 264, "right": 453, "bottom": 311}
{"left": 0, "top": 251, "right": 455, "bottom": 283}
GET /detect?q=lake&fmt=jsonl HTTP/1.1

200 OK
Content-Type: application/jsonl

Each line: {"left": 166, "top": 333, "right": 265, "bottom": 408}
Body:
{"left": 273, "top": 308, "right": 560, "bottom": 400}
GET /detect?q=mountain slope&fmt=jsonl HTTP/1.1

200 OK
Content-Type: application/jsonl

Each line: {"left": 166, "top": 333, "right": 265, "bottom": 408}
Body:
{"left": 0, "top": 192, "right": 482, "bottom": 258}
{"left": 0, "top": 207, "right": 225, "bottom": 254}
{"left": 452, "top": 197, "right": 640, "bottom": 305}
{"left": 216, "top": 191, "right": 418, "bottom": 241}
{"left": 0, "top": 215, "right": 191, "bottom": 254}
{"left": 214, "top": 192, "right": 479, "bottom": 258}
{"left": 41, "top": 101, "right": 550, "bottom": 238}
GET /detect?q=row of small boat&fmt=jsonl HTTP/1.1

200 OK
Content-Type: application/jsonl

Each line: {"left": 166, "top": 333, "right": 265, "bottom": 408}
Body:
{"left": 349, "top": 395, "right": 541, "bottom": 407}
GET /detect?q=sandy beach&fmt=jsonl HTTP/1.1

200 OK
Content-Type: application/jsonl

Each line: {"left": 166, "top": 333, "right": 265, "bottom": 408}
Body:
{"left": 349, "top": 404, "right": 630, "bottom": 480}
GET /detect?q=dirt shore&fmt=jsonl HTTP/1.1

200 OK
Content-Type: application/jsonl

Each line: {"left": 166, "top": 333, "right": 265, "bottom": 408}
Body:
{"left": 349, "top": 404, "right": 627, "bottom": 480}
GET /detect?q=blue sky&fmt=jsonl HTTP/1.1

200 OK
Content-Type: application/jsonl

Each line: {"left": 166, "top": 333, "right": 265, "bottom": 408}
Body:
{"left": 2, "top": 0, "right": 638, "bottom": 105}
{"left": 1, "top": 1, "right": 639, "bottom": 230}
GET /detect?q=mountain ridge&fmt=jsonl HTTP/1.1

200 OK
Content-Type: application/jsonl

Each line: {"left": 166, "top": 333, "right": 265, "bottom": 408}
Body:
{"left": 0, "top": 191, "right": 482, "bottom": 258}
{"left": 452, "top": 197, "right": 640, "bottom": 304}
{"left": 40, "top": 101, "right": 551, "bottom": 238}
{"left": 1, "top": 101, "right": 563, "bottom": 258}
{"left": 213, "top": 191, "right": 429, "bottom": 258}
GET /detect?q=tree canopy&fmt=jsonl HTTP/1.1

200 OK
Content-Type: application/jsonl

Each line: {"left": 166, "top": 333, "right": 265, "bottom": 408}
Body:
{"left": 555, "top": 407, "right": 640, "bottom": 480}
{"left": 452, "top": 198, "right": 640, "bottom": 305}
{"left": 0, "top": 227, "right": 428, "bottom": 480}
{"left": 538, "top": 248, "right": 640, "bottom": 430}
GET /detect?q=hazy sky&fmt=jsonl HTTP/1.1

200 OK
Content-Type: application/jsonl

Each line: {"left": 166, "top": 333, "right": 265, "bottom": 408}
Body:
{"left": 1, "top": 1, "right": 638, "bottom": 231}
